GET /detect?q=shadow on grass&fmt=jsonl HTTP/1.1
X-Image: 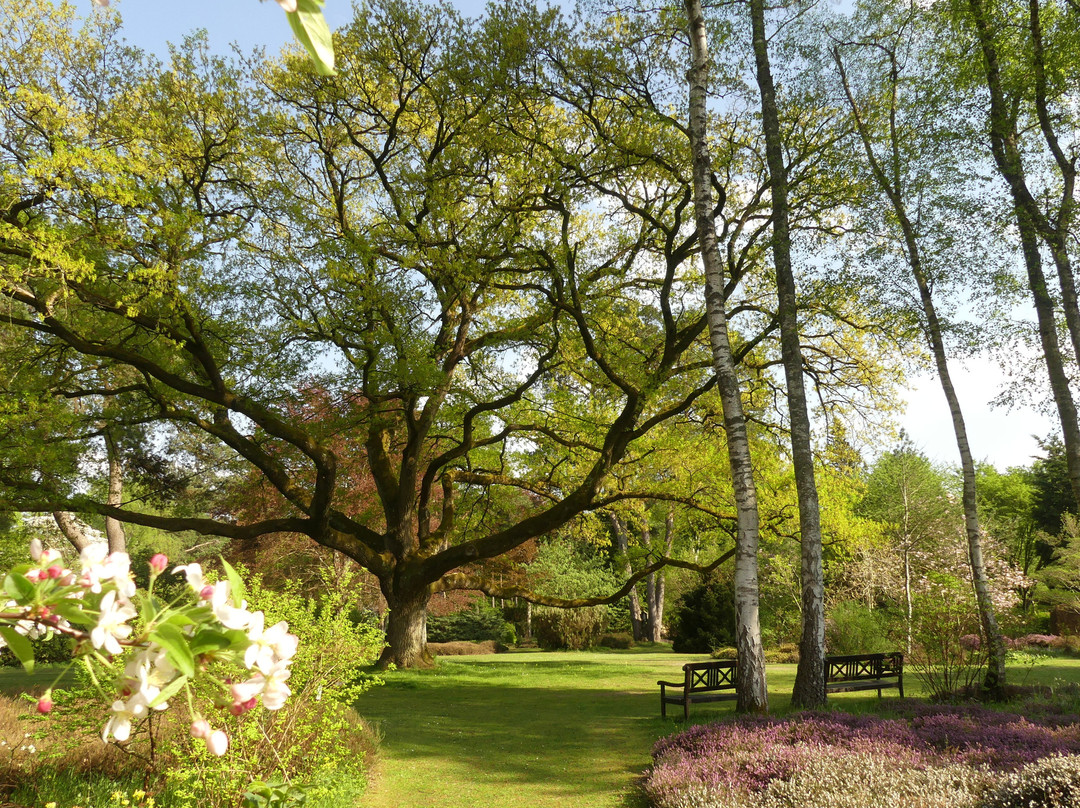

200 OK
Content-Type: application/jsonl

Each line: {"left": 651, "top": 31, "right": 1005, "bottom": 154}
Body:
{"left": 354, "top": 654, "right": 746, "bottom": 808}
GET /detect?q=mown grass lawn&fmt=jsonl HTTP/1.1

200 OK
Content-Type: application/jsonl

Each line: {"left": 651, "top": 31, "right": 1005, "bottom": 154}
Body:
{"left": 354, "top": 649, "right": 1078, "bottom": 808}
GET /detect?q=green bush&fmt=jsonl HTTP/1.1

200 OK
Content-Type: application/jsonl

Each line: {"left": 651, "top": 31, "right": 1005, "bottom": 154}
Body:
{"left": 669, "top": 572, "right": 736, "bottom": 654}
{"left": 532, "top": 605, "right": 609, "bottom": 650}
{"left": 427, "top": 604, "right": 517, "bottom": 645}
{"left": 157, "top": 567, "right": 385, "bottom": 808}
{"left": 825, "top": 601, "right": 892, "bottom": 655}
{"left": 598, "top": 632, "right": 635, "bottom": 649}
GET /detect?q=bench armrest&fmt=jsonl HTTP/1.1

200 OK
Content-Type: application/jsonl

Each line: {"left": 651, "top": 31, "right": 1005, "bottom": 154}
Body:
{"left": 657, "top": 680, "right": 684, "bottom": 688}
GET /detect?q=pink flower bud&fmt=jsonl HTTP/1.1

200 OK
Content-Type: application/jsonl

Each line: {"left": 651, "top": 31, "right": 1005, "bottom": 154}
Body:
{"left": 190, "top": 718, "right": 211, "bottom": 739}
{"left": 149, "top": 554, "right": 168, "bottom": 575}
{"left": 25, "top": 569, "right": 41, "bottom": 583}
{"left": 206, "top": 729, "right": 229, "bottom": 756}
{"left": 36, "top": 695, "right": 53, "bottom": 714}
{"left": 46, "top": 565, "right": 63, "bottom": 579}
{"left": 199, "top": 585, "right": 215, "bottom": 601}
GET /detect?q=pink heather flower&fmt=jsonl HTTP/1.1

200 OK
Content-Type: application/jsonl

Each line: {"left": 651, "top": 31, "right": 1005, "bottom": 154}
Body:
{"left": 149, "top": 554, "right": 168, "bottom": 575}
{"left": 206, "top": 729, "right": 229, "bottom": 756}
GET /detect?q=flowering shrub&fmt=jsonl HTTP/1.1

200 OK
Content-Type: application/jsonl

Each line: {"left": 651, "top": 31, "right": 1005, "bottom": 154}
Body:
{"left": 980, "top": 754, "right": 1080, "bottom": 808}
{"left": 645, "top": 706, "right": 1080, "bottom": 808}
{"left": 0, "top": 540, "right": 297, "bottom": 764}
{"left": 157, "top": 568, "right": 383, "bottom": 808}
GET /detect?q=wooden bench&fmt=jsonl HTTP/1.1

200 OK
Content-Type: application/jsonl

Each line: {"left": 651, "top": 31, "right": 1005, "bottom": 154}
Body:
{"left": 825, "top": 652, "right": 904, "bottom": 698}
{"left": 658, "top": 659, "right": 738, "bottom": 719}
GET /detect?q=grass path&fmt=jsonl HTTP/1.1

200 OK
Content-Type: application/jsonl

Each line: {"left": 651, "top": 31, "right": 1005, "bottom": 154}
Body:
{"left": 353, "top": 649, "right": 805, "bottom": 808}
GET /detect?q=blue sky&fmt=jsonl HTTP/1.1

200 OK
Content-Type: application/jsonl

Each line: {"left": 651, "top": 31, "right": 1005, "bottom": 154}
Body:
{"left": 99, "top": 0, "right": 1053, "bottom": 471}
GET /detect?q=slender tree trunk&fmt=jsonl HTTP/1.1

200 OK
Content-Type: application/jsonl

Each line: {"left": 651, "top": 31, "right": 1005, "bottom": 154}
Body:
{"left": 647, "top": 512, "right": 675, "bottom": 642}
{"left": 104, "top": 427, "right": 126, "bottom": 555}
{"left": 749, "top": 0, "right": 825, "bottom": 708}
{"left": 685, "top": 0, "right": 768, "bottom": 713}
{"left": 611, "top": 514, "right": 645, "bottom": 641}
{"left": 832, "top": 46, "right": 1006, "bottom": 697}
{"left": 966, "top": 0, "right": 1080, "bottom": 510}
{"left": 53, "top": 511, "right": 93, "bottom": 552}
{"left": 904, "top": 545, "right": 912, "bottom": 656}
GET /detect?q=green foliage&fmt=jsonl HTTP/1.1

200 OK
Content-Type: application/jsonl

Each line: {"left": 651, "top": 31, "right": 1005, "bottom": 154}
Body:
{"left": 910, "top": 574, "right": 986, "bottom": 700}
{"left": 825, "top": 601, "right": 892, "bottom": 655}
{"left": 159, "top": 568, "right": 384, "bottom": 808}
{"left": 669, "top": 572, "right": 737, "bottom": 654}
{"left": 427, "top": 604, "right": 516, "bottom": 646}
{"left": 532, "top": 606, "right": 609, "bottom": 651}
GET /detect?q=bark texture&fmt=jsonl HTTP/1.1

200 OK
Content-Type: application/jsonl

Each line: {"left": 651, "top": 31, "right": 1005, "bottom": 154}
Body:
{"left": 966, "top": 0, "right": 1080, "bottom": 511}
{"left": 685, "top": 0, "right": 768, "bottom": 713}
{"left": 749, "top": 0, "right": 825, "bottom": 708}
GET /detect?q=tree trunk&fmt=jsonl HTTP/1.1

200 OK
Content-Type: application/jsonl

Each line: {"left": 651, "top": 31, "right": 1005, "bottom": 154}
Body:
{"left": 832, "top": 45, "right": 1007, "bottom": 697}
{"left": 904, "top": 546, "right": 912, "bottom": 656}
{"left": 53, "top": 511, "right": 93, "bottom": 552}
{"left": 966, "top": 0, "right": 1080, "bottom": 511}
{"left": 749, "top": 0, "right": 825, "bottom": 709}
{"left": 377, "top": 588, "right": 434, "bottom": 669}
{"left": 104, "top": 427, "right": 126, "bottom": 555}
{"left": 647, "top": 512, "right": 675, "bottom": 642}
{"left": 611, "top": 514, "right": 645, "bottom": 641}
{"left": 684, "top": 0, "right": 768, "bottom": 714}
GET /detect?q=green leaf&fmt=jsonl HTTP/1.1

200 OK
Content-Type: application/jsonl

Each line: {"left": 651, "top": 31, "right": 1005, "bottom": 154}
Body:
{"left": 3, "top": 572, "right": 36, "bottom": 604}
{"left": 189, "top": 629, "right": 233, "bottom": 656}
{"left": 50, "top": 598, "right": 94, "bottom": 628}
{"left": 221, "top": 557, "right": 246, "bottom": 607}
{"left": 148, "top": 674, "right": 188, "bottom": 709}
{"left": 287, "top": 0, "right": 336, "bottom": 76}
{"left": 0, "top": 627, "right": 34, "bottom": 673}
{"left": 149, "top": 623, "right": 196, "bottom": 678}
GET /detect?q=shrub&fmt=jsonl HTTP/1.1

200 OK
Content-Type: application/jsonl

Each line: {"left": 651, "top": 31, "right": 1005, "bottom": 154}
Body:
{"left": 979, "top": 754, "right": 1080, "bottom": 808}
{"left": 645, "top": 704, "right": 1080, "bottom": 808}
{"left": 533, "top": 605, "right": 609, "bottom": 650}
{"left": 825, "top": 601, "right": 891, "bottom": 655}
{"left": 910, "top": 575, "right": 987, "bottom": 699}
{"left": 669, "top": 572, "right": 736, "bottom": 654}
{"left": 427, "top": 604, "right": 517, "bottom": 645}
{"left": 711, "top": 646, "right": 738, "bottom": 660}
{"left": 599, "top": 632, "right": 635, "bottom": 649}
{"left": 428, "top": 640, "right": 502, "bottom": 655}
{"left": 763, "top": 644, "right": 799, "bottom": 664}
{"left": 156, "top": 567, "right": 385, "bottom": 808}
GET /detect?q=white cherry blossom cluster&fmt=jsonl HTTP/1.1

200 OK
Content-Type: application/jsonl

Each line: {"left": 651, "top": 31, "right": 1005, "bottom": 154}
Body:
{"left": 0, "top": 541, "right": 298, "bottom": 759}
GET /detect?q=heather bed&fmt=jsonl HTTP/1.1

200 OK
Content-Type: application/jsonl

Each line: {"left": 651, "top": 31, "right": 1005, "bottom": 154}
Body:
{"left": 645, "top": 699, "right": 1080, "bottom": 808}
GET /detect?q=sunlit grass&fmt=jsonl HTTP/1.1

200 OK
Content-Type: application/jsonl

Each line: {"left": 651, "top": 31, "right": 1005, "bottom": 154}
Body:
{"left": 353, "top": 649, "right": 1080, "bottom": 808}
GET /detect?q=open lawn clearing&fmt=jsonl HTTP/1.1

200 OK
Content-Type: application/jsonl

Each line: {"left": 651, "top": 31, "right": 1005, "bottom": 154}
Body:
{"left": 352, "top": 650, "right": 938, "bottom": 808}
{"left": 354, "top": 651, "right": 1080, "bottom": 808}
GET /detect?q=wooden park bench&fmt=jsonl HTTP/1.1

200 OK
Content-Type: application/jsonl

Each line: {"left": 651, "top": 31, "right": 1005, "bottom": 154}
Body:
{"left": 658, "top": 659, "right": 738, "bottom": 719}
{"left": 825, "top": 652, "right": 904, "bottom": 698}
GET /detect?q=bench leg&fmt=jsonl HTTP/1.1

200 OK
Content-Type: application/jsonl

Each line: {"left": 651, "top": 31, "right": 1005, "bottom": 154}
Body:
{"left": 660, "top": 685, "right": 667, "bottom": 718}
{"left": 683, "top": 697, "right": 689, "bottom": 721}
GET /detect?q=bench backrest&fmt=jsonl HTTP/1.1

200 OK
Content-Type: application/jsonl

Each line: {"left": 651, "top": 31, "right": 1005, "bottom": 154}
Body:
{"left": 683, "top": 660, "right": 737, "bottom": 692}
{"left": 826, "top": 652, "right": 903, "bottom": 682}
